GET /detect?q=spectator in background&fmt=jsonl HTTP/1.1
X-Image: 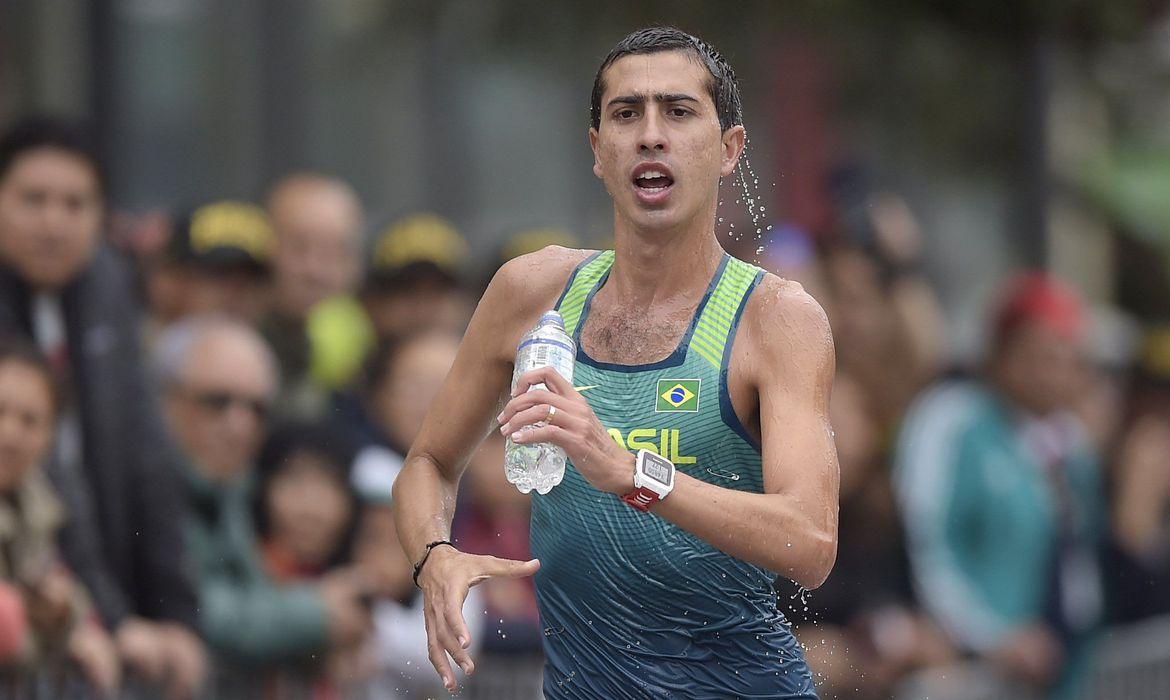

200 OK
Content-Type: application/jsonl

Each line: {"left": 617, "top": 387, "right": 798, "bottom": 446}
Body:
{"left": 263, "top": 172, "right": 369, "bottom": 419}
{"left": 0, "top": 339, "right": 119, "bottom": 694}
{"left": 0, "top": 117, "right": 205, "bottom": 698}
{"left": 782, "top": 371, "right": 954, "bottom": 700}
{"left": 1106, "top": 325, "right": 1170, "bottom": 624}
{"left": 252, "top": 425, "right": 367, "bottom": 690}
{"left": 822, "top": 169, "right": 947, "bottom": 430}
{"left": 153, "top": 317, "right": 373, "bottom": 677}
{"left": 341, "top": 330, "right": 483, "bottom": 698}
{"left": 895, "top": 273, "right": 1105, "bottom": 700}
{"left": 345, "top": 332, "right": 465, "bottom": 581}
{"left": 143, "top": 201, "right": 274, "bottom": 335}
{"left": 360, "top": 213, "right": 472, "bottom": 346}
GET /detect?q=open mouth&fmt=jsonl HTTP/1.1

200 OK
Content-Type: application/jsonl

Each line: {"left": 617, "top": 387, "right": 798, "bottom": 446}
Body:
{"left": 631, "top": 163, "right": 675, "bottom": 205}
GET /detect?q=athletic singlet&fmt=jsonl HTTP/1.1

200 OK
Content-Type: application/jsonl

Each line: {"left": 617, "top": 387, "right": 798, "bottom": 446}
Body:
{"left": 531, "top": 250, "right": 818, "bottom": 699}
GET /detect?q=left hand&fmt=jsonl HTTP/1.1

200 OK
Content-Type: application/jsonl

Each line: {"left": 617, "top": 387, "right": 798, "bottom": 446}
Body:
{"left": 158, "top": 623, "right": 208, "bottom": 700}
{"left": 497, "top": 366, "right": 633, "bottom": 495}
{"left": 69, "top": 619, "right": 122, "bottom": 695}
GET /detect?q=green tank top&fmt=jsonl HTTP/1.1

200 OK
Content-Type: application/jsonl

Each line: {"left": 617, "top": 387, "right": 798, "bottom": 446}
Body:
{"left": 531, "top": 250, "right": 817, "bottom": 699}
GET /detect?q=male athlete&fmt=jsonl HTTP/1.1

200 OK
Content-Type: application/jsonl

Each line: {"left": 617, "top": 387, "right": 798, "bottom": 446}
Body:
{"left": 393, "top": 27, "right": 839, "bottom": 699}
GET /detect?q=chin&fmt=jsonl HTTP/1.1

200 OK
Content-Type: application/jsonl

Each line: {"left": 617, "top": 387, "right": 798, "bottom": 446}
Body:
{"left": 626, "top": 205, "right": 686, "bottom": 231}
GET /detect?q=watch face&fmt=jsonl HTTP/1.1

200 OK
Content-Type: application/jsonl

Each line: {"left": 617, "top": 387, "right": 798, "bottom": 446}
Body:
{"left": 640, "top": 452, "right": 672, "bottom": 485}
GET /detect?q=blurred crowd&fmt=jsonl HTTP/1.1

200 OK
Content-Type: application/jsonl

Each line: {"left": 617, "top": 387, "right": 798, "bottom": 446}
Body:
{"left": 0, "top": 114, "right": 1166, "bottom": 700}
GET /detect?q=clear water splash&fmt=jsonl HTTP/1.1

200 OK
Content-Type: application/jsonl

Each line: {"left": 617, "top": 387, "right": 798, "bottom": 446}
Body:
{"left": 734, "top": 139, "right": 775, "bottom": 265}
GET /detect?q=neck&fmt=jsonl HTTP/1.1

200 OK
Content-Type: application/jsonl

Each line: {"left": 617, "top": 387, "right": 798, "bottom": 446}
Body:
{"left": 608, "top": 204, "right": 724, "bottom": 304}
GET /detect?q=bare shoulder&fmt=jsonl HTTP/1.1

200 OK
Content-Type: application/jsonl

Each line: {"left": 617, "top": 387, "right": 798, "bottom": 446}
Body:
{"left": 484, "top": 245, "right": 597, "bottom": 312}
{"left": 740, "top": 272, "right": 835, "bottom": 379}
{"left": 472, "top": 246, "right": 597, "bottom": 349}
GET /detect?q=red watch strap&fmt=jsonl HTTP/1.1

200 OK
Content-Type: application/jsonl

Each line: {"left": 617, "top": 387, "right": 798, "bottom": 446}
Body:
{"left": 621, "top": 486, "right": 659, "bottom": 512}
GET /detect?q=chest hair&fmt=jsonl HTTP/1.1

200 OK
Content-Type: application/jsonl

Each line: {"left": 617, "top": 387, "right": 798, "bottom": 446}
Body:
{"left": 580, "top": 300, "right": 696, "bottom": 365}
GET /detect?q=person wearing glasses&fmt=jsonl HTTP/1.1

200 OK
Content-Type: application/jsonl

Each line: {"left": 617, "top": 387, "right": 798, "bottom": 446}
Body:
{"left": 153, "top": 316, "right": 375, "bottom": 682}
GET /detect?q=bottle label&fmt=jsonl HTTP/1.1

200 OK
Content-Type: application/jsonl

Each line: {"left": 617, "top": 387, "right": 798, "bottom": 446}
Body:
{"left": 515, "top": 339, "right": 575, "bottom": 385}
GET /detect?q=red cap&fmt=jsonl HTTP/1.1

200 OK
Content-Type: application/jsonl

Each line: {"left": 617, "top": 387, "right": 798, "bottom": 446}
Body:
{"left": 993, "top": 272, "right": 1086, "bottom": 344}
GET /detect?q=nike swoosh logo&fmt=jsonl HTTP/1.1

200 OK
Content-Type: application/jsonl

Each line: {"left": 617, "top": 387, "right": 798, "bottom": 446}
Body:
{"left": 574, "top": 385, "right": 599, "bottom": 393}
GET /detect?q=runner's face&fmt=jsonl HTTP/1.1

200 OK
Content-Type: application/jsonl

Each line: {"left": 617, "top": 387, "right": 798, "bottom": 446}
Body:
{"left": 590, "top": 51, "right": 744, "bottom": 232}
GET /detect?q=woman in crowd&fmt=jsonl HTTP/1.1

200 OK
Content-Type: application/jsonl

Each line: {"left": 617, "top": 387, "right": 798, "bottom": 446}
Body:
{"left": 0, "top": 338, "right": 120, "bottom": 694}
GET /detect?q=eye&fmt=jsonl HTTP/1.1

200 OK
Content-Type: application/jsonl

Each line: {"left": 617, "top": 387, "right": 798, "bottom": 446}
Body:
{"left": 21, "top": 190, "right": 47, "bottom": 207}
{"left": 668, "top": 107, "right": 692, "bottom": 118}
{"left": 615, "top": 108, "right": 638, "bottom": 120}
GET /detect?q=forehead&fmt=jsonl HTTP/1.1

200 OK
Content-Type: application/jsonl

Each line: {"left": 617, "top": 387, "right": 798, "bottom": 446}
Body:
{"left": 6, "top": 148, "right": 97, "bottom": 186}
{"left": 0, "top": 361, "right": 52, "bottom": 405}
{"left": 184, "top": 332, "right": 274, "bottom": 387}
{"left": 601, "top": 50, "right": 714, "bottom": 104}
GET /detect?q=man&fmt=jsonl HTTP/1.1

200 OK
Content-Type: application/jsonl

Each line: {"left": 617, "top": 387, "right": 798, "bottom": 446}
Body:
{"left": 895, "top": 273, "right": 1104, "bottom": 700}
{"left": 360, "top": 213, "right": 472, "bottom": 345}
{"left": 153, "top": 317, "right": 372, "bottom": 674}
{"left": 0, "top": 117, "right": 206, "bottom": 698}
{"left": 263, "top": 172, "right": 367, "bottom": 418}
{"left": 394, "top": 28, "right": 839, "bottom": 698}
{"left": 146, "top": 200, "right": 275, "bottom": 330}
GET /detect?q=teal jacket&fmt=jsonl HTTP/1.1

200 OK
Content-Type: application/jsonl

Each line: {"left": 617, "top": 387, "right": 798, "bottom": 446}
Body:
{"left": 895, "top": 381, "right": 1104, "bottom": 699}
{"left": 183, "top": 464, "right": 331, "bottom": 664}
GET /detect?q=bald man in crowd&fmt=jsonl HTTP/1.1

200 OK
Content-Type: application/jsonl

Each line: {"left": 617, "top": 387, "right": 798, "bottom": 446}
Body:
{"left": 262, "top": 173, "right": 367, "bottom": 419}
{"left": 156, "top": 317, "right": 372, "bottom": 681}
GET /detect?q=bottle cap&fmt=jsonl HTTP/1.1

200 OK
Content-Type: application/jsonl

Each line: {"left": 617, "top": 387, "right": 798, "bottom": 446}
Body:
{"left": 539, "top": 310, "right": 564, "bottom": 328}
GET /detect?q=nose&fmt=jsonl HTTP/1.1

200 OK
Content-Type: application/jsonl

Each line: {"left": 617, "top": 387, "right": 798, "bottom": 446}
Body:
{"left": 223, "top": 400, "right": 261, "bottom": 439}
{"left": 637, "top": 109, "right": 668, "bottom": 154}
{"left": 40, "top": 198, "right": 72, "bottom": 236}
{"left": 0, "top": 414, "right": 18, "bottom": 444}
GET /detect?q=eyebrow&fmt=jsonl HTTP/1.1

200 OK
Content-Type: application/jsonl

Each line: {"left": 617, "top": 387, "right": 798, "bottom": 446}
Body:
{"left": 606, "top": 92, "right": 700, "bottom": 109}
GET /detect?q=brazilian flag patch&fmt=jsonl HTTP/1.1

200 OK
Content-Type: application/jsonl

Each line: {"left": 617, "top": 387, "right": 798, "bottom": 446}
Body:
{"left": 656, "top": 379, "right": 701, "bottom": 413}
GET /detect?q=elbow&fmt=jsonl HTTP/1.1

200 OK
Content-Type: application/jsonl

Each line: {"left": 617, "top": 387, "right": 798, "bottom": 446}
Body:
{"left": 792, "top": 528, "right": 837, "bottom": 590}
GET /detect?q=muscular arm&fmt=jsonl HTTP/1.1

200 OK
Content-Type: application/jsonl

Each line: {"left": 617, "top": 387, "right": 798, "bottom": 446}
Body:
{"left": 392, "top": 247, "right": 588, "bottom": 565}
{"left": 391, "top": 277, "right": 514, "bottom": 565}
{"left": 393, "top": 247, "right": 589, "bottom": 692}
{"left": 653, "top": 280, "right": 839, "bottom": 587}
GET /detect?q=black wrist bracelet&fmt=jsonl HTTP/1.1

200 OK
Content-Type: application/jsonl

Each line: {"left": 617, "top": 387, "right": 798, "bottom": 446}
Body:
{"left": 412, "top": 540, "right": 454, "bottom": 588}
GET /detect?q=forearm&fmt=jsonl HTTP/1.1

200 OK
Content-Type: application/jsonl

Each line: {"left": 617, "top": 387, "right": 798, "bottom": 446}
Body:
{"left": 652, "top": 470, "right": 837, "bottom": 589}
{"left": 392, "top": 452, "right": 464, "bottom": 564}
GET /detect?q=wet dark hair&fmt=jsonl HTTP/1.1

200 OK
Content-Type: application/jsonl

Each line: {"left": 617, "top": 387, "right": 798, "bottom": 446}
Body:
{"left": 0, "top": 336, "right": 61, "bottom": 416}
{"left": 254, "top": 423, "right": 361, "bottom": 570}
{"left": 0, "top": 117, "right": 105, "bottom": 194}
{"left": 590, "top": 26, "right": 743, "bottom": 132}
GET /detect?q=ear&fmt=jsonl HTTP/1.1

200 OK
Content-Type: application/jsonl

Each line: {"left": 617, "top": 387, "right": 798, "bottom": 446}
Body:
{"left": 719, "top": 125, "right": 747, "bottom": 178}
{"left": 588, "top": 127, "right": 603, "bottom": 180}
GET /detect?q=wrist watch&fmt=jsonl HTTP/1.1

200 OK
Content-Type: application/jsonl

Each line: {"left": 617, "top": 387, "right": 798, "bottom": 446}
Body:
{"left": 622, "top": 449, "right": 676, "bottom": 511}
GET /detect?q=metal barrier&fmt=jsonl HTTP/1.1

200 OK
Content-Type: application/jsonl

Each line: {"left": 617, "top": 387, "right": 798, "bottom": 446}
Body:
{"left": 895, "top": 615, "right": 1170, "bottom": 700}
{"left": 10, "top": 617, "right": 1170, "bottom": 699}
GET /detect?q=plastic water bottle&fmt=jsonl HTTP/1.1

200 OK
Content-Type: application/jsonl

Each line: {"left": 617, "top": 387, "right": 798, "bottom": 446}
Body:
{"left": 504, "top": 310, "right": 575, "bottom": 494}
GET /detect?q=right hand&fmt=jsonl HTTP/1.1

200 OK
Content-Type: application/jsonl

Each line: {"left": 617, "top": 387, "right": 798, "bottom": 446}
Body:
{"left": 418, "top": 545, "right": 539, "bottom": 692}
{"left": 319, "top": 569, "right": 374, "bottom": 648}
{"left": 115, "top": 618, "right": 169, "bottom": 683}
{"left": 991, "top": 624, "right": 1063, "bottom": 688}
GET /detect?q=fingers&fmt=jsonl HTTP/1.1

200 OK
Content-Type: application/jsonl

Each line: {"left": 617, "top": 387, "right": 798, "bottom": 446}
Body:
{"left": 513, "top": 366, "right": 574, "bottom": 397}
{"left": 424, "top": 606, "right": 458, "bottom": 692}
{"left": 500, "top": 402, "right": 577, "bottom": 436}
{"left": 424, "top": 573, "right": 478, "bottom": 692}
{"left": 509, "top": 423, "right": 569, "bottom": 447}
{"left": 442, "top": 593, "right": 475, "bottom": 675}
{"left": 497, "top": 389, "right": 572, "bottom": 427}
